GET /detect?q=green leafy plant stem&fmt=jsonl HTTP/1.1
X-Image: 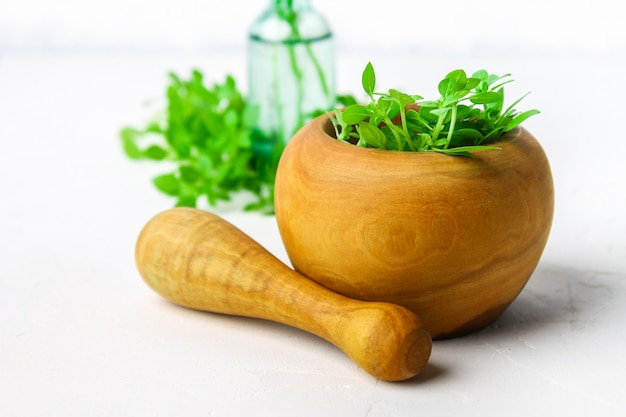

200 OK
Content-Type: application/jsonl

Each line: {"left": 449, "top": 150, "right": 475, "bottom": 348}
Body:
{"left": 445, "top": 105, "right": 457, "bottom": 149}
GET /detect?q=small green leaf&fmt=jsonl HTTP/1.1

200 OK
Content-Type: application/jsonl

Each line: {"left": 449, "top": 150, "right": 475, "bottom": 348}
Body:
{"left": 432, "top": 145, "right": 501, "bottom": 157}
{"left": 379, "top": 126, "right": 399, "bottom": 150}
{"left": 417, "top": 100, "right": 439, "bottom": 109}
{"left": 465, "top": 77, "right": 480, "bottom": 90}
{"left": 472, "top": 69, "right": 489, "bottom": 81}
{"left": 167, "top": 128, "right": 191, "bottom": 158}
{"left": 415, "top": 133, "right": 433, "bottom": 150}
{"left": 433, "top": 138, "right": 448, "bottom": 148}
{"left": 469, "top": 91, "right": 503, "bottom": 104}
{"left": 488, "top": 73, "right": 506, "bottom": 85}
{"left": 145, "top": 122, "right": 164, "bottom": 134}
{"left": 362, "top": 62, "right": 376, "bottom": 97}
{"left": 430, "top": 107, "right": 451, "bottom": 117}
{"left": 120, "top": 128, "right": 142, "bottom": 159}
{"left": 389, "top": 88, "right": 415, "bottom": 107}
{"left": 153, "top": 173, "right": 180, "bottom": 196}
{"left": 418, "top": 105, "right": 439, "bottom": 124}
{"left": 341, "top": 104, "right": 371, "bottom": 124}
{"left": 439, "top": 69, "right": 467, "bottom": 96}
{"left": 501, "top": 92, "right": 531, "bottom": 119}
{"left": 175, "top": 194, "right": 197, "bottom": 208}
{"left": 179, "top": 165, "right": 200, "bottom": 183}
{"left": 433, "top": 148, "right": 474, "bottom": 157}
{"left": 143, "top": 145, "right": 168, "bottom": 160}
{"left": 377, "top": 97, "right": 393, "bottom": 115}
{"left": 406, "top": 109, "right": 431, "bottom": 132}
{"left": 442, "top": 93, "right": 467, "bottom": 107}
{"left": 505, "top": 109, "right": 540, "bottom": 131}
{"left": 357, "top": 122, "right": 387, "bottom": 148}
{"left": 453, "top": 128, "right": 484, "bottom": 141}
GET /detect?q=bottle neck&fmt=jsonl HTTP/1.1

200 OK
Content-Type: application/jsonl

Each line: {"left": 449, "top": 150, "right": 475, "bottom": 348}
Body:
{"left": 273, "top": 0, "right": 311, "bottom": 25}
{"left": 250, "top": 0, "right": 329, "bottom": 42}
{"left": 273, "top": 0, "right": 311, "bottom": 12}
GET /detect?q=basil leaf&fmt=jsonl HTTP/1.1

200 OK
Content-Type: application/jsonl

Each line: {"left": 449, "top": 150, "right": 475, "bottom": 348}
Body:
{"left": 357, "top": 122, "right": 387, "bottom": 148}
{"left": 362, "top": 62, "right": 376, "bottom": 97}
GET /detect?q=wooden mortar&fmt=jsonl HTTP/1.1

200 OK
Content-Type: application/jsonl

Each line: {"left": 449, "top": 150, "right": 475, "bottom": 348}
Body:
{"left": 274, "top": 114, "right": 554, "bottom": 339}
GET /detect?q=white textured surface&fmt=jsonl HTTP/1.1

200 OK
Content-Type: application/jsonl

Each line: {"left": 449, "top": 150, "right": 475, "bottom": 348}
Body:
{"left": 1, "top": 47, "right": 625, "bottom": 416}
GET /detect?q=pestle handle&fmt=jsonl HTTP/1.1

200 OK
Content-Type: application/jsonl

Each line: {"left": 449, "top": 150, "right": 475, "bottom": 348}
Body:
{"left": 135, "top": 207, "right": 431, "bottom": 381}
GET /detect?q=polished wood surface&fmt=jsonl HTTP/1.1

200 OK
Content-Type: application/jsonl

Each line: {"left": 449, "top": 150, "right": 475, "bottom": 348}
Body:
{"left": 275, "top": 115, "right": 554, "bottom": 339}
{"left": 135, "top": 208, "right": 432, "bottom": 381}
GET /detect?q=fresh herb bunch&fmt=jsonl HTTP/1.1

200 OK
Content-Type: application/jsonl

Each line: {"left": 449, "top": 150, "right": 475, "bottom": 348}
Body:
{"left": 121, "top": 70, "right": 280, "bottom": 213}
{"left": 330, "top": 62, "right": 539, "bottom": 156}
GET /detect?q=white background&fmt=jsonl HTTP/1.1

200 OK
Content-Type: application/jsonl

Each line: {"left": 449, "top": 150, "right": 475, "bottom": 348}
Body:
{"left": 1, "top": 0, "right": 625, "bottom": 53}
{"left": 2, "top": 1, "right": 626, "bottom": 416}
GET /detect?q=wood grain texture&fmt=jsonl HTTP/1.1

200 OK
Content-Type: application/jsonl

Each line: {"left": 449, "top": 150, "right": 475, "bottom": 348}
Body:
{"left": 274, "top": 114, "right": 554, "bottom": 339}
{"left": 135, "top": 208, "right": 432, "bottom": 381}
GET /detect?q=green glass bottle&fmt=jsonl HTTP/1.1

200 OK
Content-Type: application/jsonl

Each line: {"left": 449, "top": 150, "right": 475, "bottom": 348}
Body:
{"left": 248, "top": 0, "right": 335, "bottom": 151}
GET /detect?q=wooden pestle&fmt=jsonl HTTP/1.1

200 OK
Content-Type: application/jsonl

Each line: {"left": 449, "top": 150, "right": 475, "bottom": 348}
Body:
{"left": 135, "top": 207, "right": 432, "bottom": 381}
